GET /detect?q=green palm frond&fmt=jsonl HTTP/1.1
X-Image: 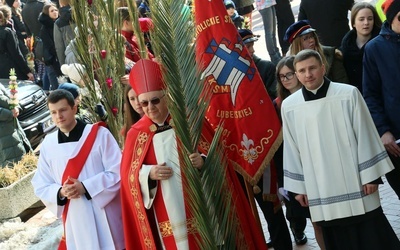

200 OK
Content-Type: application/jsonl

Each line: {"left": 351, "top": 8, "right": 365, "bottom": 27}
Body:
{"left": 71, "top": 0, "right": 126, "bottom": 145}
{"left": 147, "top": 0, "right": 239, "bottom": 248}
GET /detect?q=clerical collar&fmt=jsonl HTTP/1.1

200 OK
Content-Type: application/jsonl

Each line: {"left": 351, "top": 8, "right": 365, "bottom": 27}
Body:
{"left": 302, "top": 77, "right": 331, "bottom": 101}
{"left": 58, "top": 120, "right": 87, "bottom": 143}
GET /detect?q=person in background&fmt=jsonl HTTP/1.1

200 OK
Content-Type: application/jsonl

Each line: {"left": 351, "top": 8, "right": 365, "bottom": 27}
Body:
{"left": 275, "top": 0, "right": 295, "bottom": 55}
{"left": 0, "top": 83, "right": 33, "bottom": 167}
{"left": 255, "top": 0, "right": 282, "bottom": 65}
{"left": 285, "top": 20, "right": 349, "bottom": 84}
{"left": 21, "top": 0, "right": 44, "bottom": 37}
{"left": 54, "top": 0, "right": 75, "bottom": 66}
{"left": 121, "top": 84, "right": 143, "bottom": 141}
{"left": 340, "top": 2, "right": 381, "bottom": 92}
{"left": 239, "top": 28, "right": 277, "bottom": 99}
{"left": 4, "top": 0, "right": 29, "bottom": 57}
{"left": 298, "top": 0, "right": 354, "bottom": 48}
{"left": 231, "top": 0, "right": 254, "bottom": 29}
{"left": 282, "top": 49, "right": 400, "bottom": 250}
{"left": 116, "top": 7, "right": 154, "bottom": 63}
{"left": 273, "top": 56, "right": 325, "bottom": 249}
{"left": 0, "top": 5, "right": 34, "bottom": 80}
{"left": 363, "top": 0, "right": 400, "bottom": 200}
{"left": 237, "top": 29, "right": 292, "bottom": 250}
{"left": 225, "top": 0, "right": 244, "bottom": 29}
{"left": 31, "top": 89, "right": 125, "bottom": 249}
{"left": 39, "top": 2, "right": 62, "bottom": 92}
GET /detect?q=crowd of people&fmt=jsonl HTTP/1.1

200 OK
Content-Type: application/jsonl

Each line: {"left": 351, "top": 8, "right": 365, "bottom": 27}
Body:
{"left": 0, "top": 0, "right": 399, "bottom": 249}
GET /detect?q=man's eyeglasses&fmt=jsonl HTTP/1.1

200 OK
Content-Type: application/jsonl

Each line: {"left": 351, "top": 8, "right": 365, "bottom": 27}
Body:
{"left": 140, "top": 94, "right": 165, "bottom": 107}
{"left": 279, "top": 72, "right": 295, "bottom": 82}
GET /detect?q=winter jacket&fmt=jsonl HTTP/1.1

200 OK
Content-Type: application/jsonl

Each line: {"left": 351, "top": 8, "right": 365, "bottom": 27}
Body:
{"left": 11, "top": 13, "right": 29, "bottom": 56}
{"left": 363, "top": 21, "right": 400, "bottom": 138}
{"left": 322, "top": 45, "right": 349, "bottom": 84}
{"left": 39, "top": 13, "right": 61, "bottom": 75}
{"left": 298, "top": 0, "right": 354, "bottom": 47}
{"left": 232, "top": 0, "right": 255, "bottom": 9}
{"left": 0, "top": 84, "right": 32, "bottom": 168}
{"left": 253, "top": 54, "right": 277, "bottom": 99}
{"left": 54, "top": 6, "right": 75, "bottom": 65}
{"left": 340, "top": 27, "right": 380, "bottom": 92}
{"left": 21, "top": 0, "right": 45, "bottom": 37}
{"left": 0, "top": 25, "right": 31, "bottom": 80}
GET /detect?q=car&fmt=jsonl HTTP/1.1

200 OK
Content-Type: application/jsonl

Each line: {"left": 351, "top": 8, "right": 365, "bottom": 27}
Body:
{"left": 0, "top": 79, "right": 53, "bottom": 149}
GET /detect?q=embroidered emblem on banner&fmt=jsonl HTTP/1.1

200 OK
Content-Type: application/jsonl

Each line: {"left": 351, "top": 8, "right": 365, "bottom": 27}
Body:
{"left": 201, "top": 37, "right": 256, "bottom": 106}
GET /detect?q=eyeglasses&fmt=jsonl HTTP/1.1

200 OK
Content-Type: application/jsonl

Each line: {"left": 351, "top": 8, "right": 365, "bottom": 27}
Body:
{"left": 140, "top": 94, "right": 165, "bottom": 107}
{"left": 279, "top": 72, "right": 295, "bottom": 82}
{"left": 398, "top": 14, "right": 400, "bottom": 22}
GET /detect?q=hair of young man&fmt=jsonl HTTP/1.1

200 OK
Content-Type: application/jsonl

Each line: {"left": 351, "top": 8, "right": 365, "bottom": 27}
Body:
{"left": 48, "top": 89, "right": 76, "bottom": 108}
{"left": 293, "top": 49, "right": 323, "bottom": 69}
{"left": 276, "top": 55, "right": 296, "bottom": 101}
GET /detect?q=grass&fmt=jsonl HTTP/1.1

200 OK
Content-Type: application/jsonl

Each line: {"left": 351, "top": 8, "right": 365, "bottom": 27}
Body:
{"left": 0, "top": 153, "right": 38, "bottom": 188}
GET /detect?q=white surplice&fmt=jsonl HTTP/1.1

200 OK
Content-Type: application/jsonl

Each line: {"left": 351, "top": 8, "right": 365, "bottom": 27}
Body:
{"left": 31, "top": 125, "right": 124, "bottom": 250}
{"left": 139, "top": 129, "right": 190, "bottom": 250}
{"left": 282, "top": 82, "right": 394, "bottom": 222}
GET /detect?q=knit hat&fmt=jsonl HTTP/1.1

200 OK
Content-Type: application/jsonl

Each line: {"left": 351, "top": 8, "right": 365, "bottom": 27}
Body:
{"left": 382, "top": 0, "right": 400, "bottom": 24}
{"left": 5, "top": 0, "right": 14, "bottom": 7}
{"left": 225, "top": 0, "right": 236, "bottom": 9}
{"left": 61, "top": 64, "right": 86, "bottom": 85}
{"left": 239, "top": 29, "right": 260, "bottom": 44}
{"left": 129, "top": 59, "right": 165, "bottom": 96}
{"left": 284, "top": 20, "right": 316, "bottom": 44}
{"left": 58, "top": 83, "right": 80, "bottom": 99}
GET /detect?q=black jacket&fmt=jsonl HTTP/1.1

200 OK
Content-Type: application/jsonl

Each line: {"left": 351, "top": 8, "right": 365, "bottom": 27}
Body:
{"left": 21, "top": 0, "right": 45, "bottom": 36}
{"left": 253, "top": 54, "right": 277, "bottom": 99}
{"left": 0, "top": 25, "right": 30, "bottom": 79}
{"left": 39, "top": 13, "right": 61, "bottom": 75}
{"left": 11, "top": 13, "right": 29, "bottom": 56}
{"left": 340, "top": 27, "right": 380, "bottom": 92}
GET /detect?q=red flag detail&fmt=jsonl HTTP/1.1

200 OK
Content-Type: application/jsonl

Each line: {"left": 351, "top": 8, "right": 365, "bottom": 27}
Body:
{"left": 195, "top": 0, "right": 282, "bottom": 185}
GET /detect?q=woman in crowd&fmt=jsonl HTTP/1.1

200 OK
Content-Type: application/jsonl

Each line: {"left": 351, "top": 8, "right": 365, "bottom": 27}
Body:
{"left": 274, "top": 56, "right": 325, "bottom": 250}
{"left": 340, "top": 2, "right": 382, "bottom": 92}
{"left": 0, "top": 83, "right": 32, "bottom": 167}
{"left": 39, "top": 2, "right": 62, "bottom": 93}
{"left": 121, "top": 84, "right": 143, "bottom": 141}
{"left": 4, "top": 0, "right": 28, "bottom": 57}
{"left": 284, "top": 20, "right": 349, "bottom": 84}
{"left": 0, "top": 5, "right": 34, "bottom": 80}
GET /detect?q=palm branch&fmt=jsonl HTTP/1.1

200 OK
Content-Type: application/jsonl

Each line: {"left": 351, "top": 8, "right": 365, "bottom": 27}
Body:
{"left": 146, "top": 0, "right": 240, "bottom": 248}
{"left": 71, "top": 0, "right": 126, "bottom": 145}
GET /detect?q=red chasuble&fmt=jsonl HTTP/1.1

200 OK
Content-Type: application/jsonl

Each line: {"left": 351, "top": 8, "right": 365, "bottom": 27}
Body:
{"left": 120, "top": 116, "right": 199, "bottom": 250}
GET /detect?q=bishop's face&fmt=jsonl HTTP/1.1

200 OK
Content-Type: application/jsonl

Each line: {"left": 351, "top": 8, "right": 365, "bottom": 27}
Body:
{"left": 139, "top": 90, "right": 169, "bottom": 124}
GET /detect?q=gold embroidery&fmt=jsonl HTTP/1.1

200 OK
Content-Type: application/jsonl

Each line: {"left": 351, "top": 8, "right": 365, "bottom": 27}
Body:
{"left": 149, "top": 124, "right": 157, "bottom": 132}
{"left": 186, "top": 218, "right": 198, "bottom": 235}
{"left": 159, "top": 221, "right": 174, "bottom": 237}
{"left": 128, "top": 130, "right": 156, "bottom": 249}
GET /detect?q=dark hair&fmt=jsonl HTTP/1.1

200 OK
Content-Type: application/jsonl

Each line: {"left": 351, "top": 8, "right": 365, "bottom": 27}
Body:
{"left": 123, "top": 84, "right": 141, "bottom": 140}
{"left": 48, "top": 89, "right": 76, "bottom": 108}
{"left": 117, "top": 7, "right": 130, "bottom": 25}
{"left": 42, "top": 2, "right": 57, "bottom": 16}
{"left": 350, "top": 2, "right": 382, "bottom": 30}
{"left": 276, "top": 56, "right": 298, "bottom": 101}
{"left": 293, "top": 49, "right": 323, "bottom": 69}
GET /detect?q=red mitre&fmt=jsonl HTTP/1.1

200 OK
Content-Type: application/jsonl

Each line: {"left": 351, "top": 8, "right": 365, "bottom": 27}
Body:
{"left": 129, "top": 59, "right": 165, "bottom": 95}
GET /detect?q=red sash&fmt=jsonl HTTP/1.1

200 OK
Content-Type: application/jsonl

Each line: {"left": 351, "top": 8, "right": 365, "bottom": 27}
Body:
{"left": 58, "top": 122, "right": 105, "bottom": 250}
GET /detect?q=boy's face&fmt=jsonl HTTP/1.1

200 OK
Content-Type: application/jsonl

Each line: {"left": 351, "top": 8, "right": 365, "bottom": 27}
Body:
{"left": 226, "top": 7, "right": 235, "bottom": 16}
